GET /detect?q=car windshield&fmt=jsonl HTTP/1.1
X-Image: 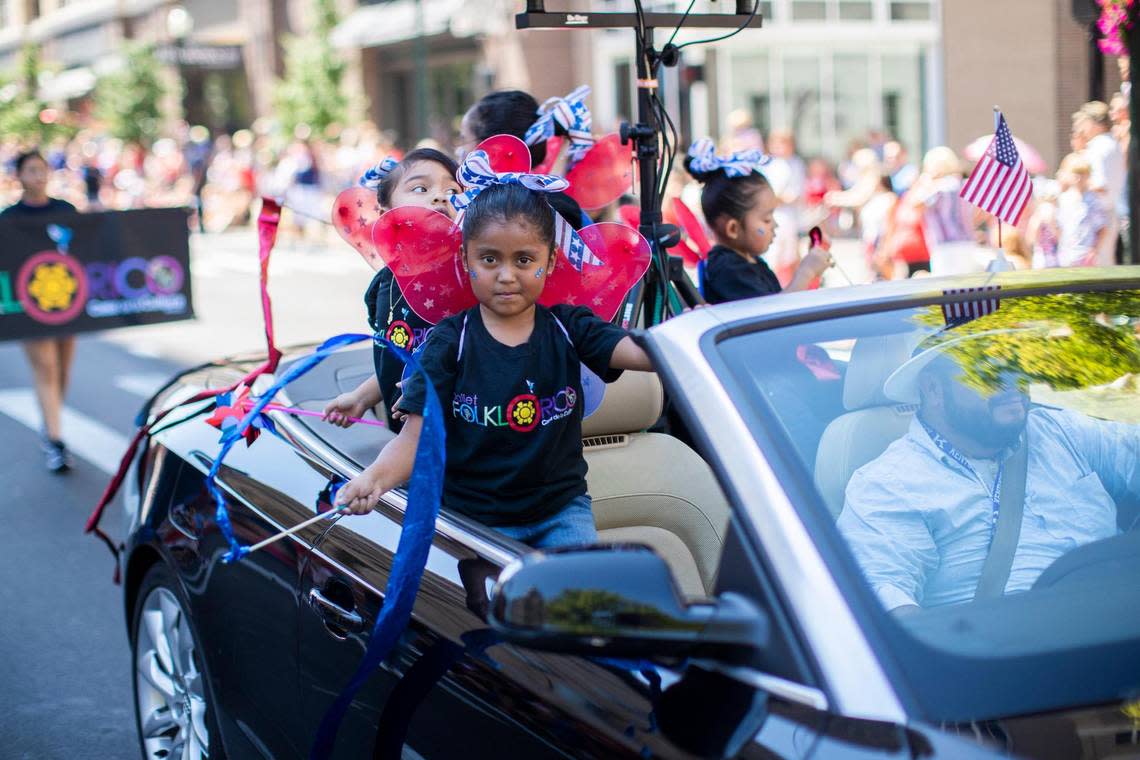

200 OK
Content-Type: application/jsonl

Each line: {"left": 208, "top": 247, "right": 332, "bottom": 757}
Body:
{"left": 717, "top": 284, "right": 1140, "bottom": 720}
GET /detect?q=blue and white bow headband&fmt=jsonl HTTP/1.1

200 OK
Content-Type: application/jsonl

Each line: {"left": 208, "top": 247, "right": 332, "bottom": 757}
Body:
{"left": 524, "top": 85, "right": 594, "bottom": 169}
{"left": 687, "top": 137, "right": 770, "bottom": 178}
{"left": 358, "top": 157, "right": 400, "bottom": 190}
{"left": 450, "top": 150, "right": 603, "bottom": 271}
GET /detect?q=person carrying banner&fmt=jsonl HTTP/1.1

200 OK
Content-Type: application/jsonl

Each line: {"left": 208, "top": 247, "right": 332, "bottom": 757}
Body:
{"left": 0, "top": 151, "right": 79, "bottom": 472}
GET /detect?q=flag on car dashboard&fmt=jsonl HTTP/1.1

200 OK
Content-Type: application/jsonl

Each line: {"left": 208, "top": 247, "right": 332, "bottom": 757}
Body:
{"left": 960, "top": 113, "right": 1032, "bottom": 226}
{"left": 942, "top": 286, "right": 1001, "bottom": 327}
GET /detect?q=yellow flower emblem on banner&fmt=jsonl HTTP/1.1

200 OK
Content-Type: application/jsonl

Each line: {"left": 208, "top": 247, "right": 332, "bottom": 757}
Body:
{"left": 27, "top": 262, "right": 78, "bottom": 311}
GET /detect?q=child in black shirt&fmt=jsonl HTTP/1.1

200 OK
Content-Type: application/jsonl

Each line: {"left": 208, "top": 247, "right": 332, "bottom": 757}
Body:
{"left": 322, "top": 149, "right": 460, "bottom": 430}
{"left": 685, "top": 138, "right": 831, "bottom": 304}
{"left": 336, "top": 181, "right": 653, "bottom": 548}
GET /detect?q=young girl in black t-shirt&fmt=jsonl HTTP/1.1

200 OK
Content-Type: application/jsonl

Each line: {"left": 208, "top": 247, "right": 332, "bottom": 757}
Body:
{"left": 336, "top": 181, "right": 653, "bottom": 549}
{"left": 322, "top": 149, "right": 461, "bottom": 430}
{"left": 685, "top": 139, "right": 832, "bottom": 304}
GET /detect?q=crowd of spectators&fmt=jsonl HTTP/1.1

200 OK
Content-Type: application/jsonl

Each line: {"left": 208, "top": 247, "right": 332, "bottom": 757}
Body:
{"left": 3, "top": 86, "right": 1133, "bottom": 278}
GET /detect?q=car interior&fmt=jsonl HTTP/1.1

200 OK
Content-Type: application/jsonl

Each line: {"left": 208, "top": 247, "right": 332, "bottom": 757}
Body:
{"left": 277, "top": 319, "right": 1140, "bottom": 608}
{"left": 279, "top": 347, "right": 730, "bottom": 598}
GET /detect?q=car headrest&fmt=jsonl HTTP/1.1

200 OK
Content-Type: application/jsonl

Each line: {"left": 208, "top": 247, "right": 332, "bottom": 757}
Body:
{"left": 582, "top": 370, "right": 663, "bottom": 437}
{"left": 843, "top": 333, "right": 923, "bottom": 410}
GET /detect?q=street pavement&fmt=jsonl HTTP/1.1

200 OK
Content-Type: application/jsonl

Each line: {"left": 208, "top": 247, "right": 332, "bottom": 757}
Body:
{"left": 0, "top": 226, "right": 866, "bottom": 757}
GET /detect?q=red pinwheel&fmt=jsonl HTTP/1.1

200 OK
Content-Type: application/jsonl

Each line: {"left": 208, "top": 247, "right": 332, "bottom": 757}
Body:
{"left": 565, "top": 134, "right": 634, "bottom": 211}
{"left": 205, "top": 386, "right": 263, "bottom": 446}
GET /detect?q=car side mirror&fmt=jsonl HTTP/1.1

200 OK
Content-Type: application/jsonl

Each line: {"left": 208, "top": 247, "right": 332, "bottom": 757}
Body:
{"left": 488, "top": 544, "right": 769, "bottom": 663}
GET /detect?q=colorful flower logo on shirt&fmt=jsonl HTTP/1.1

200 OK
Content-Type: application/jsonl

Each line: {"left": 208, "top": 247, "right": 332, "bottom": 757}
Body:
{"left": 17, "top": 250, "right": 89, "bottom": 325}
{"left": 507, "top": 394, "right": 540, "bottom": 432}
{"left": 386, "top": 320, "right": 413, "bottom": 350}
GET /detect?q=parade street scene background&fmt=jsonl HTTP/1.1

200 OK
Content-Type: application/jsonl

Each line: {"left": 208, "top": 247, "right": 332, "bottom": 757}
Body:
{"left": 2, "top": 0, "right": 1139, "bottom": 758}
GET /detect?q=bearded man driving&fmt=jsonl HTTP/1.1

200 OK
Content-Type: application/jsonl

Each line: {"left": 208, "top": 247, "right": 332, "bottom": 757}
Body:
{"left": 837, "top": 331, "right": 1140, "bottom": 612}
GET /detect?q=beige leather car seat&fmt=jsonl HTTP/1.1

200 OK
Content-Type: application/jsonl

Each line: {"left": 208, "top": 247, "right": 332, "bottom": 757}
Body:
{"left": 583, "top": 371, "right": 731, "bottom": 597}
{"left": 814, "top": 334, "right": 920, "bottom": 518}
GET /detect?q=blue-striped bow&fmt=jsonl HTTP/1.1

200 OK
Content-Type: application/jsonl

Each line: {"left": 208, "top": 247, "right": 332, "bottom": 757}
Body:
{"left": 524, "top": 85, "right": 594, "bottom": 169}
{"left": 687, "top": 137, "right": 770, "bottom": 178}
{"left": 358, "top": 157, "right": 399, "bottom": 190}
{"left": 450, "top": 149, "right": 603, "bottom": 272}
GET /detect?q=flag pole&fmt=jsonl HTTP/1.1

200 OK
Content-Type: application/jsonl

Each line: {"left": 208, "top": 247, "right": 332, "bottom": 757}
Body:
{"left": 993, "top": 106, "right": 1006, "bottom": 261}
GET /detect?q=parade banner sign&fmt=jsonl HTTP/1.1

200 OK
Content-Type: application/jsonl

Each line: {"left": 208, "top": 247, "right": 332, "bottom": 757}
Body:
{"left": 0, "top": 208, "right": 193, "bottom": 341}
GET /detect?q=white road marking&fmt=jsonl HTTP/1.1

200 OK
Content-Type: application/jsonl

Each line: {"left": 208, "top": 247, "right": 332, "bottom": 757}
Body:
{"left": 113, "top": 373, "right": 171, "bottom": 399}
{"left": 0, "top": 389, "right": 129, "bottom": 475}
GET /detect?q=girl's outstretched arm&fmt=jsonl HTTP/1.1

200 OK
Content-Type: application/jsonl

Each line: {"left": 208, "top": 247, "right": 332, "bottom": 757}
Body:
{"left": 336, "top": 414, "right": 423, "bottom": 514}
{"left": 610, "top": 336, "right": 654, "bottom": 372}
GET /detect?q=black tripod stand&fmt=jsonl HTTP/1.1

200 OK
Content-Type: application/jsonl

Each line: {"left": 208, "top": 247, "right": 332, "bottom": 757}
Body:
{"left": 516, "top": 1, "right": 762, "bottom": 327}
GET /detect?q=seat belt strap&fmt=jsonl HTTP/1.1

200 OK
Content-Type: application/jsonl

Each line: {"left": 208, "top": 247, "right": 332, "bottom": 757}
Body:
{"left": 974, "top": 432, "right": 1029, "bottom": 599}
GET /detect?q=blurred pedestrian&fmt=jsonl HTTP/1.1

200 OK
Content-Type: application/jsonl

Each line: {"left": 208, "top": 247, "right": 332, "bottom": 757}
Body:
{"left": 825, "top": 147, "right": 881, "bottom": 235}
{"left": 860, "top": 172, "right": 898, "bottom": 278}
{"left": 684, "top": 139, "right": 831, "bottom": 304}
{"left": 0, "top": 151, "right": 79, "bottom": 472}
{"left": 883, "top": 141, "right": 918, "bottom": 196}
{"left": 1055, "top": 153, "right": 1108, "bottom": 267}
{"left": 909, "top": 147, "right": 985, "bottom": 275}
{"left": 1073, "top": 102, "right": 1124, "bottom": 265}
{"left": 762, "top": 129, "right": 806, "bottom": 286}
{"left": 1028, "top": 181, "right": 1061, "bottom": 268}
{"left": 723, "top": 109, "right": 765, "bottom": 153}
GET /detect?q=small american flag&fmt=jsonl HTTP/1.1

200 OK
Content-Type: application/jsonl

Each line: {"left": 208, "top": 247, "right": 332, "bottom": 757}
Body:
{"left": 960, "top": 113, "right": 1032, "bottom": 226}
{"left": 942, "top": 286, "right": 1001, "bottom": 327}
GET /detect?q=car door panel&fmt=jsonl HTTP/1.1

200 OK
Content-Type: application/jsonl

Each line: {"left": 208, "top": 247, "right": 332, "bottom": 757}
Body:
{"left": 299, "top": 502, "right": 836, "bottom": 759}
{"left": 158, "top": 416, "right": 337, "bottom": 759}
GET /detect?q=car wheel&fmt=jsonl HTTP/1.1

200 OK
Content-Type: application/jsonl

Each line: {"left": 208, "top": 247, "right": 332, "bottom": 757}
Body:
{"left": 131, "top": 563, "right": 220, "bottom": 760}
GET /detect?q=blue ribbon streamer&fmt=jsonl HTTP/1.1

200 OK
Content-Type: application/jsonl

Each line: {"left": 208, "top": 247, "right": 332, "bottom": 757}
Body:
{"left": 206, "top": 332, "right": 372, "bottom": 562}
{"left": 309, "top": 336, "right": 447, "bottom": 759}
{"left": 201, "top": 329, "right": 447, "bottom": 758}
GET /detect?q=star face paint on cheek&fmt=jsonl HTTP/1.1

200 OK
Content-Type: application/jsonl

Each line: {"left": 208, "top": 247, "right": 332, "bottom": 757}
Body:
{"left": 535, "top": 267, "right": 545, "bottom": 279}
{"left": 468, "top": 270, "right": 477, "bottom": 280}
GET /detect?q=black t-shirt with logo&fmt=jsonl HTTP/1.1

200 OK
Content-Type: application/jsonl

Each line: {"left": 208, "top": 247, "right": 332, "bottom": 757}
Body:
{"left": 399, "top": 304, "right": 627, "bottom": 526}
{"left": 703, "top": 244, "right": 782, "bottom": 304}
{"left": 364, "top": 268, "right": 435, "bottom": 429}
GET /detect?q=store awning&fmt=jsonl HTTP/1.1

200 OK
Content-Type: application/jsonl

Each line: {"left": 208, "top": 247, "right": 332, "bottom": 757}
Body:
{"left": 331, "top": 0, "right": 469, "bottom": 49}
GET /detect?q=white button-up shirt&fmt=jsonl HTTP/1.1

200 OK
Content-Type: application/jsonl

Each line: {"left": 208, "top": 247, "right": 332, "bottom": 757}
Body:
{"left": 837, "top": 408, "right": 1139, "bottom": 610}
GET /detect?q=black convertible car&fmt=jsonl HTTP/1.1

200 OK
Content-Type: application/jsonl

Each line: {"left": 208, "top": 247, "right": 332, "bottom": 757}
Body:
{"left": 122, "top": 268, "right": 1140, "bottom": 760}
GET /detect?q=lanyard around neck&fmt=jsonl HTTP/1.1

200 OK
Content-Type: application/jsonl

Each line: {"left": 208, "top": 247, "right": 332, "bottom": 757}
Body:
{"left": 918, "top": 416, "right": 1004, "bottom": 539}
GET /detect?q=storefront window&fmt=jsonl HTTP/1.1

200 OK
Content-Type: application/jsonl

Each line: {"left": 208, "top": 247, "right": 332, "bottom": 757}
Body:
{"left": 837, "top": 0, "right": 873, "bottom": 20}
{"left": 782, "top": 55, "right": 823, "bottom": 157}
{"left": 833, "top": 53, "right": 871, "bottom": 152}
{"left": 890, "top": 0, "right": 932, "bottom": 20}
{"left": 726, "top": 47, "right": 927, "bottom": 161}
{"left": 790, "top": 0, "right": 826, "bottom": 20}
{"left": 881, "top": 51, "right": 924, "bottom": 157}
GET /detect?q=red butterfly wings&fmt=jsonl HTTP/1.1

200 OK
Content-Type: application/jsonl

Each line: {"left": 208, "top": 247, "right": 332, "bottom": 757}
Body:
{"left": 332, "top": 187, "right": 385, "bottom": 269}
{"left": 371, "top": 206, "right": 472, "bottom": 324}
{"left": 565, "top": 134, "right": 633, "bottom": 211}
{"left": 540, "top": 223, "right": 650, "bottom": 320}
{"left": 474, "top": 134, "right": 532, "bottom": 174}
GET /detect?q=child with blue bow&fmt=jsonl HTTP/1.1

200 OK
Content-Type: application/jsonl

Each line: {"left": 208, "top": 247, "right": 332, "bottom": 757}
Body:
{"left": 685, "top": 138, "right": 832, "bottom": 304}
{"left": 336, "top": 152, "right": 653, "bottom": 549}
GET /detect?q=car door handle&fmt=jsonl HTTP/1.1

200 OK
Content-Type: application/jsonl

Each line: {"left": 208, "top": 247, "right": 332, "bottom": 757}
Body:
{"left": 307, "top": 587, "right": 365, "bottom": 632}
